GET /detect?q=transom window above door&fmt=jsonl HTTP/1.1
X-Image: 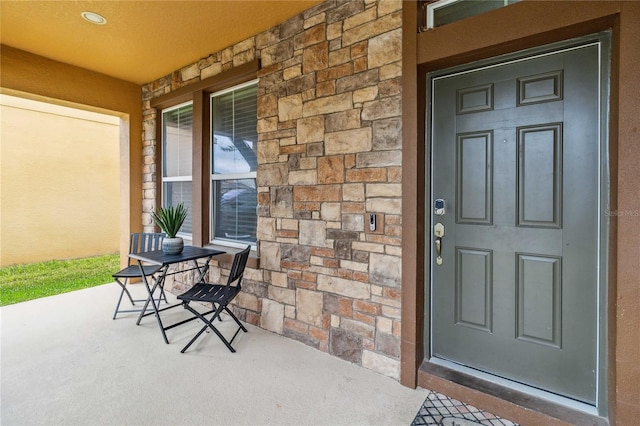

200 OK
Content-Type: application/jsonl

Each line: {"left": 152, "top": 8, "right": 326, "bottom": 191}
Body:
{"left": 423, "top": 0, "right": 520, "bottom": 29}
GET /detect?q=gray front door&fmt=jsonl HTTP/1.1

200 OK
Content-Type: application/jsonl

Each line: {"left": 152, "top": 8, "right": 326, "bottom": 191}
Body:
{"left": 430, "top": 42, "right": 604, "bottom": 404}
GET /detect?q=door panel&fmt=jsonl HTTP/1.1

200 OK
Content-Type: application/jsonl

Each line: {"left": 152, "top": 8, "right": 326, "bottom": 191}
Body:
{"left": 517, "top": 123, "right": 563, "bottom": 228}
{"left": 516, "top": 253, "right": 562, "bottom": 348}
{"left": 456, "top": 131, "right": 493, "bottom": 224}
{"left": 430, "top": 44, "right": 601, "bottom": 404}
{"left": 455, "top": 247, "right": 493, "bottom": 332}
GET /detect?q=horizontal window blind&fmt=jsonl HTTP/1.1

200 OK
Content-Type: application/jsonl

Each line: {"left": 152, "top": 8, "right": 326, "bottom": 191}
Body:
{"left": 162, "top": 102, "right": 193, "bottom": 236}
{"left": 163, "top": 103, "right": 193, "bottom": 178}
{"left": 211, "top": 82, "right": 257, "bottom": 244}
{"left": 212, "top": 179, "right": 256, "bottom": 243}
{"left": 211, "top": 84, "right": 258, "bottom": 174}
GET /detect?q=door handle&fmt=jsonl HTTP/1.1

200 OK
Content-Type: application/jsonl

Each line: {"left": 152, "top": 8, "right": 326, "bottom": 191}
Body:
{"left": 434, "top": 222, "right": 445, "bottom": 265}
{"left": 435, "top": 237, "right": 442, "bottom": 265}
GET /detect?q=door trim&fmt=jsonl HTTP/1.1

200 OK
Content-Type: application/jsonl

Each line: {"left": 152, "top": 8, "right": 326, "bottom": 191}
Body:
{"left": 423, "top": 32, "right": 611, "bottom": 418}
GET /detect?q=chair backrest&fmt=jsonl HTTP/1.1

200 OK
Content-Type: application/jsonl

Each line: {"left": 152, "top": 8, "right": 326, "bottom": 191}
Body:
{"left": 226, "top": 245, "right": 251, "bottom": 289}
{"left": 128, "top": 233, "right": 165, "bottom": 264}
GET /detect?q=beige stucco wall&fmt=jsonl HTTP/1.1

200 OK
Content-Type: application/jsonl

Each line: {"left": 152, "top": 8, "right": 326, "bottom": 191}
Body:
{"left": 0, "top": 94, "right": 120, "bottom": 266}
{"left": 0, "top": 44, "right": 144, "bottom": 269}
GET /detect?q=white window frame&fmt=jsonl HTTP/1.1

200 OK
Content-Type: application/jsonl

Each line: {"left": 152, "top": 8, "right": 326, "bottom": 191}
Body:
{"left": 426, "top": 0, "right": 518, "bottom": 29}
{"left": 161, "top": 100, "right": 193, "bottom": 238}
{"left": 209, "top": 80, "right": 258, "bottom": 249}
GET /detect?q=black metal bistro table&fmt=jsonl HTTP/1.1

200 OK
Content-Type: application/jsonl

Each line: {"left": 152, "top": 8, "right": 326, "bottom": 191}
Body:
{"left": 129, "top": 246, "right": 225, "bottom": 344}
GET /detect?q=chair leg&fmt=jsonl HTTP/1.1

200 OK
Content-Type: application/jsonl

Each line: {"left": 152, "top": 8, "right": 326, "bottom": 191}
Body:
{"left": 180, "top": 303, "right": 240, "bottom": 353}
{"left": 115, "top": 277, "right": 167, "bottom": 320}
{"left": 113, "top": 279, "right": 134, "bottom": 320}
{"left": 223, "top": 306, "right": 248, "bottom": 332}
{"left": 159, "top": 287, "right": 168, "bottom": 303}
{"left": 113, "top": 288, "right": 125, "bottom": 320}
{"left": 136, "top": 290, "right": 153, "bottom": 325}
{"left": 123, "top": 285, "right": 137, "bottom": 305}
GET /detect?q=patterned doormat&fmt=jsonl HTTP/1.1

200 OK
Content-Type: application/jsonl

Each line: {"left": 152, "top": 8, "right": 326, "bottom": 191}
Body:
{"left": 411, "top": 391, "right": 519, "bottom": 426}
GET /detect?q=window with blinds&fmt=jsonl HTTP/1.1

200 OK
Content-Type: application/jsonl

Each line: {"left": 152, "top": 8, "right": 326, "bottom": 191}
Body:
{"left": 161, "top": 101, "right": 193, "bottom": 236}
{"left": 210, "top": 81, "right": 258, "bottom": 245}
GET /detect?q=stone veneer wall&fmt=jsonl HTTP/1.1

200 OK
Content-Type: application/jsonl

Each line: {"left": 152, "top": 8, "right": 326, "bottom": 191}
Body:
{"left": 141, "top": 0, "right": 403, "bottom": 379}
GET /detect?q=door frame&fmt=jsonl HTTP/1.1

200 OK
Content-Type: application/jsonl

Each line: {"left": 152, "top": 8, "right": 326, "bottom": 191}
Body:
{"left": 422, "top": 33, "right": 611, "bottom": 418}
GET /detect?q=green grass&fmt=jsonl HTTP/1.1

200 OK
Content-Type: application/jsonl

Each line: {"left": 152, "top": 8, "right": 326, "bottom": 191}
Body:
{"left": 0, "top": 254, "right": 120, "bottom": 306}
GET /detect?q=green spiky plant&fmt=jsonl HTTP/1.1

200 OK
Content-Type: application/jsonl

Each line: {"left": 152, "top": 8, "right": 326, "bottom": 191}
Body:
{"left": 152, "top": 203, "right": 188, "bottom": 238}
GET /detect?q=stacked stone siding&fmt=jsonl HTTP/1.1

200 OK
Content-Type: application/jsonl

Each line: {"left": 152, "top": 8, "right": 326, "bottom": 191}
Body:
{"left": 141, "top": 0, "right": 403, "bottom": 379}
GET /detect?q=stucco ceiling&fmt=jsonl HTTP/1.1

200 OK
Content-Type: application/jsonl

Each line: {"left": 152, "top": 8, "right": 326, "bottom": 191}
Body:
{"left": 0, "top": 1, "right": 322, "bottom": 85}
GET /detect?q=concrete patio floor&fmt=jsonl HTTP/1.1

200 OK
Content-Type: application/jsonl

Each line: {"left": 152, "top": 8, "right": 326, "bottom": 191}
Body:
{"left": 1, "top": 283, "right": 428, "bottom": 425}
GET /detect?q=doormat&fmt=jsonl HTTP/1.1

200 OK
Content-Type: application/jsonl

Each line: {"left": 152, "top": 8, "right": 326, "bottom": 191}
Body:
{"left": 411, "top": 391, "right": 519, "bottom": 426}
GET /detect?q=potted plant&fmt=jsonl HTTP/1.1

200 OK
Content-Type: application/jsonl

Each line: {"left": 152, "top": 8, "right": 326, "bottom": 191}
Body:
{"left": 152, "top": 202, "right": 188, "bottom": 254}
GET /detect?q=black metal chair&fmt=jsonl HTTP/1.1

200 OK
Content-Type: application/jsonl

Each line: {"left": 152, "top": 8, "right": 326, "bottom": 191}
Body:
{"left": 177, "top": 245, "right": 250, "bottom": 353}
{"left": 112, "top": 232, "right": 167, "bottom": 319}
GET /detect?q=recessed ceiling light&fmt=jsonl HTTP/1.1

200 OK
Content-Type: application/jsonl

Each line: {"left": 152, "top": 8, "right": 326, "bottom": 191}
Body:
{"left": 81, "top": 11, "right": 107, "bottom": 25}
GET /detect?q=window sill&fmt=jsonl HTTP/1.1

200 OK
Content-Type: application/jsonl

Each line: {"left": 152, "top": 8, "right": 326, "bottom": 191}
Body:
{"left": 203, "top": 242, "right": 260, "bottom": 270}
{"left": 179, "top": 238, "right": 260, "bottom": 269}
